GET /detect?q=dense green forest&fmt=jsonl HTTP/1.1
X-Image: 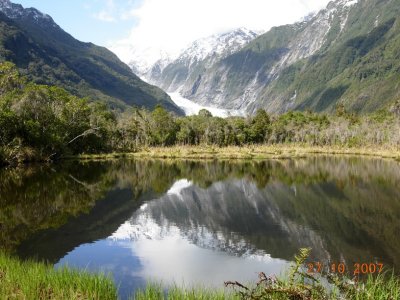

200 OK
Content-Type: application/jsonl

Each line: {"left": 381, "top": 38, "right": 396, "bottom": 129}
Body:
{"left": 0, "top": 62, "right": 399, "bottom": 166}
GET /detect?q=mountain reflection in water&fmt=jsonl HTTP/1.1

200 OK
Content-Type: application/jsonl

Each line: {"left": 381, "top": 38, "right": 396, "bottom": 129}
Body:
{"left": 1, "top": 157, "right": 399, "bottom": 298}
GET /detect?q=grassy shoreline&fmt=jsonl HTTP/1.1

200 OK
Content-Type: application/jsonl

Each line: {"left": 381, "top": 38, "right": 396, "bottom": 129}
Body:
{"left": 72, "top": 145, "right": 400, "bottom": 161}
{"left": 2, "top": 250, "right": 400, "bottom": 300}
{"left": 2, "top": 145, "right": 400, "bottom": 167}
{"left": 0, "top": 252, "right": 117, "bottom": 300}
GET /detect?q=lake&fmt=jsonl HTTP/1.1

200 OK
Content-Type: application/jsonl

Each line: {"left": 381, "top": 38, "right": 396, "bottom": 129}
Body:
{"left": 1, "top": 157, "right": 400, "bottom": 299}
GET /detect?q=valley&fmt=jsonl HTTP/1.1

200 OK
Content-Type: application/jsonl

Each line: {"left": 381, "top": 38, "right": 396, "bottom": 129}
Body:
{"left": 127, "top": 0, "right": 400, "bottom": 115}
{"left": 1, "top": 0, "right": 400, "bottom": 299}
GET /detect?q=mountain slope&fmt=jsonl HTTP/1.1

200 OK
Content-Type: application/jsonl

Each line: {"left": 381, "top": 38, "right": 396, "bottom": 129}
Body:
{"left": 141, "top": 28, "right": 259, "bottom": 93}
{"left": 145, "top": 0, "right": 400, "bottom": 114}
{"left": 255, "top": 0, "right": 400, "bottom": 113}
{"left": 0, "top": 0, "right": 183, "bottom": 113}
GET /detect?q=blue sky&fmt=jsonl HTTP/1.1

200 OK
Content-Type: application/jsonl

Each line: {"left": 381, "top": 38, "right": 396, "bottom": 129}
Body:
{"left": 12, "top": 0, "right": 141, "bottom": 46}
{"left": 11, "top": 0, "right": 332, "bottom": 63}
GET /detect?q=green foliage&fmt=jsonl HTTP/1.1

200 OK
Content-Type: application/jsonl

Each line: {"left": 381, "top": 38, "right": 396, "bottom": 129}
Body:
{"left": 2, "top": 245, "right": 399, "bottom": 300}
{"left": 134, "top": 283, "right": 236, "bottom": 300}
{"left": 289, "top": 247, "right": 311, "bottom": 286}
{"left": 150, "top": 105, "right": 178, "bottom": 146}
{"left": 344, "top": 273, "right": 400, "bottom": 300}
{"left": 270, "top": 14, "right": 400, "bottom": 113}
{"left": 1, "top": 61, "right": 400, "bottom": 166}
{"left": 248, "top": 109, "right": 271, "bottom": 143}
{"left": 198, "top": 109, "right": 212, "bottom": 117}
{"left": 135, "top": 271, "right": 400, "bottom": 300}
{"left": 225, "top": 248, "right": 400, "bottom": 300}
{"left": 167, "top": 0, "right": 400, "bottom": 115}
{"left": 0, "top": 13, "right": 181, "bottom": 113}
{"left": 0, "top": 252, "right": 117, "bottom": 300}
{"left": 0, "top": 61, "right": 25, "bottom": 93}
{"left": 0, "top": 62, "right": 116, "bottom": 163}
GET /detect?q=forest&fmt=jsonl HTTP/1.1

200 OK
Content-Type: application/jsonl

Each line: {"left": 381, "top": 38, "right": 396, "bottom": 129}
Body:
{"left": 1, "top": 62, "right": 399, "bottom": 165}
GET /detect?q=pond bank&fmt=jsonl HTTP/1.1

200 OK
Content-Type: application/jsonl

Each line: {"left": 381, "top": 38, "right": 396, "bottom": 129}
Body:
{"left": 2, "top": 250, "right": 400, "bottom": 300}
{"left": 0, "top": 252, "right": 117, "bottom": 300}
{"left": 73, "top": 145, "right": 400, "bottom": 161}
{"left": 2, "top": 145, "right": 399, "bottom": 167}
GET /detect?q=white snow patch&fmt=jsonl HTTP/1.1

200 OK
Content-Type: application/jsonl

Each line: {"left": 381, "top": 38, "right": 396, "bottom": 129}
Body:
{"left": 119, "top": 27, "right": 258, "bottom": 77}
{"left": 344, "top": 0, "right": 358, "bottom": 7}
{"left": 374, "top": 15, "right": 380, "bottom": 27}
{"left": 167, "top": 179, "right": 193, "bottom": 196}
{"left": 169, "top": 92, "right": 244, "bottom": 118}
{"left": 179, "top": 28, "right": 258, "bottom": 64}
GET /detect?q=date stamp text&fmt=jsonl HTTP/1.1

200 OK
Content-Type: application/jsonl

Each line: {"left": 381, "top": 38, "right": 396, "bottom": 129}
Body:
{"left": 306, "top": 262, "right": 384, "bottom": 276}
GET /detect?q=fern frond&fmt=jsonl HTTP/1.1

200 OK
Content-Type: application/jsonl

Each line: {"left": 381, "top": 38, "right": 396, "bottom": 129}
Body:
{"left": 289, "top": 247, "right": 312, "bottom": 286}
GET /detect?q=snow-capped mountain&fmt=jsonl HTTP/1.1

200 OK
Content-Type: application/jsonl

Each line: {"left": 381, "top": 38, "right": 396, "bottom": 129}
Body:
{"left": 129, "top": 27, "right": 259, "bottom": 84}
{"left": 177, "top": 27, "right": 259, "bottom": 66}
{"left": 139, "top": 0, "right": 399, "bottom": 115}
{"left": 170, "top": 0, "right": 363, "bottom": 112}
{"left": 133, "top": 0, "right": 358, "bottom": 107}
{"left": 120, "top": 46, "right": 177, "bottom": 79}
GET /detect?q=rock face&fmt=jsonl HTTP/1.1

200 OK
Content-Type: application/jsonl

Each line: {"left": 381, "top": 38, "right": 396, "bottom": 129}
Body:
{"left": 0, "top": 0, "right": 52, "bottom": 22}
{"left": 137, "top": 28, "right": 259, "bottom": 92}
{"left": 135, "top": 0, "right": 400, "bottom": 114}
{"left": 0, "top": 0, "right": 183, "bottom": 114}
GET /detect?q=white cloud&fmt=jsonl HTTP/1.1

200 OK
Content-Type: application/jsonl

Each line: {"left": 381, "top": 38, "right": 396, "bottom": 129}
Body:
{"left": 93, "top": 10, "right": 116, "bottom": 22}
{"left": 106, "top": 0, "right": 115, "bottom": 8}
{"left": 93, "top": 0, "right": 117, "bottom": 22}
{"left": 107, "top": 0, "right": 331, "bottom": 64}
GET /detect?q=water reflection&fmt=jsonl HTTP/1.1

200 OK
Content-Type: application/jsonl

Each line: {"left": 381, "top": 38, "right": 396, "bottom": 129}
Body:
{"left": 1, "top": 157, "right": 400, "bottom": 298}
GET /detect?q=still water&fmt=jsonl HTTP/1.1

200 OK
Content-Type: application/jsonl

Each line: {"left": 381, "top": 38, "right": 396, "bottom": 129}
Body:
{"left": 1, "top": 157, "right": 400, "bottom": 298}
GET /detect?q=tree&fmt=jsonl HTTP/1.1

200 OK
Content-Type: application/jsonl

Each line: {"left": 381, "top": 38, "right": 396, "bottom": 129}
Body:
{"left": 176, "top": 117, "right": 195, "bottom": 145}
{"left": 150, "top": 105, "right": 178, "bottom": 146}
{"left": 198, "top": 109, "right": 212, "bottom": 118}
{"left": 0, "top": 62, "right": 25, "bottom": 95}
{"left": 227, "top": 117, "right": 249, "bottom": 145}
{"left": 249, "top": 109, "right": 271, "bottom": 143}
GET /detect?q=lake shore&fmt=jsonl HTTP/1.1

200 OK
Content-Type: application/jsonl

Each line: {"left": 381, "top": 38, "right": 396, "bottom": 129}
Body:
{"left": 73, "top": 145, "right": 400, "bottom": 161}
{"left": 0, "top": 252, "right": 117, "bottom": 300}
{"left": 2, "top": 144, "right": 400, "bottom": 167}
{"left": 2, "top": 250, "right": 399, "bottom": 300}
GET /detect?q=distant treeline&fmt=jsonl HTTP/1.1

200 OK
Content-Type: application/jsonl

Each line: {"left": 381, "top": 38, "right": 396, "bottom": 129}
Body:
{"left": 0, "top": 62, "right": 399, "bottom": 165}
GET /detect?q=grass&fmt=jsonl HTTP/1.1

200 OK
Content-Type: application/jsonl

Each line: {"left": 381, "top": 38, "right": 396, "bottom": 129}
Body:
{"left": 133, "top": 283, "right": 239, "bottom": 300}
{"left": 1, "top": 249, "right": 400, "bottom": 299}
{"left": 133, "top": 274, "right": 400, "bottom": 300}
{"left": 3, "top": 144, "right": 399, "bottom": 165}
{"left": 345, "top": 273, "right": 400, "bottom": 300}
{"left": 0, "top": 252, "right": 117, "bottom": 300}
{"left": 134, "top": 249, "right": 400, "bottom": 300}
{"left": 71, "top": 144, "right": 400, "bottom": 161}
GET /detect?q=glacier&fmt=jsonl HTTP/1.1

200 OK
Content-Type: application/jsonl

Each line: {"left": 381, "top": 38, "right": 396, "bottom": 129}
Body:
{"left": 168, "top": 92, "right": 245, "bottom": 117}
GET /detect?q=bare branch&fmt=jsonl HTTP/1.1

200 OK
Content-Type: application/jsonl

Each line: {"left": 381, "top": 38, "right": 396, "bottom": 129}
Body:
{"left": 67, "top": 127, "right": 100, "bottom": 145}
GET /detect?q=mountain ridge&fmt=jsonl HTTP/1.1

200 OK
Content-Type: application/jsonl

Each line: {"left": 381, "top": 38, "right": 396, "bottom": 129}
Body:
{"left": 0, "top": 0, "right": 183, "bottom": 114}
{"left": 134, "top": 0, "right": 400, "bottom": 115}
{"left": 133, "top": 27, "right": 259, "bottom": 92}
